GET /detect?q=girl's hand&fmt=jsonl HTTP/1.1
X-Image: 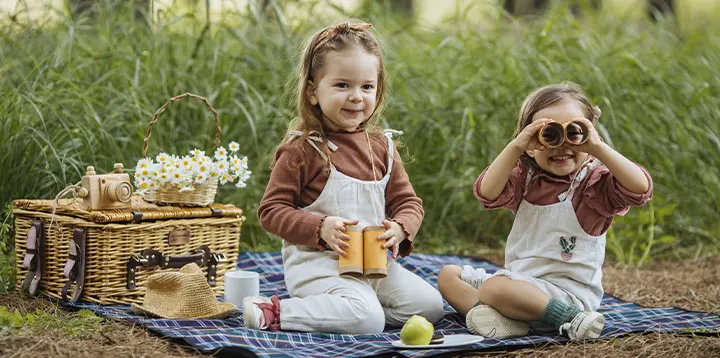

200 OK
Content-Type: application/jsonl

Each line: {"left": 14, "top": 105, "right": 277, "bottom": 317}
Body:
{"left": 568, "top": 117, "right": 603, "bottom": 155}
{"left": 378, "top": 219, "right": 407, "bottom": 259}
{"left": 320, "top": 216, "right": 359, "bottom": 256}
{"left": 511, "top": 118, "right": 553, "bottom": 153}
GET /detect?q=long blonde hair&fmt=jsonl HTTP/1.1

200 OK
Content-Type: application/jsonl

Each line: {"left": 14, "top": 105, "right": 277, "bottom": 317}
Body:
{"left": 271, "top": 21, "right": 389, "bottom": 170}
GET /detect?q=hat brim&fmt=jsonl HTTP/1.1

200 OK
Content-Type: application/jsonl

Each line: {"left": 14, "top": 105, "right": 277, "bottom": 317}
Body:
{"left": 131, "top": 301, "right": 237, "bottom": 320}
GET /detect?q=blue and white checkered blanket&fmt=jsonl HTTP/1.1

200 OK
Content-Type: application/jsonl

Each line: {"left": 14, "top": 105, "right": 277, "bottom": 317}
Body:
{"left": 67, "top": 252, "right": 720, "bottom": 357}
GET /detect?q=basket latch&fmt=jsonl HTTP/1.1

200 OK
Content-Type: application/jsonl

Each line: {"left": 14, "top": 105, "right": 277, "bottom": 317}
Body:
{"left": 126, "top": 249, "right": 163, "bottom": 289}
{"left": 207, "top": 252, "right": 227, "bottom": 286}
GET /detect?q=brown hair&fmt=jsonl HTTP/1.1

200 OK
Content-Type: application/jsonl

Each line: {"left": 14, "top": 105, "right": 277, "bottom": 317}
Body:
{"left": 271, "top": 21, "right": 389, "bottom": 170}
{"left": 515, "top": 82, "right": 601, "bottom": 175}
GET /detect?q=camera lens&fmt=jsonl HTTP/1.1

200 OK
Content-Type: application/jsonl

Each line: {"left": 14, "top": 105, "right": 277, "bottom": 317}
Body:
{"left": 106, "top": 181, "right": 133, "bottom": 203}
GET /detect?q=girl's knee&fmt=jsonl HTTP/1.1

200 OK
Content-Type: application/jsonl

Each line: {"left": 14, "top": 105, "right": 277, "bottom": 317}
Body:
{"left": 347, "top": 297, "right": 386, "bottom": 334}
{"left": 419, "top": 288, "right": 446, "bottom": 324}
{"left": 477, "top": 276, "right": 508, "bottom": 306}
{"left": 437, "top": 265, "right": 462, "bottom": 293}
{"left": 398, "top": 287, "right": 445, "bottom": 324}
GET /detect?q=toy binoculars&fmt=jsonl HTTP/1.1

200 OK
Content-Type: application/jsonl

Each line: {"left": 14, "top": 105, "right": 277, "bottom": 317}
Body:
{"left": 338, "top": 225, "right": 387, "bottom": 279}
{"left": 537, "top": 120, "right": 590, "bottom": 148}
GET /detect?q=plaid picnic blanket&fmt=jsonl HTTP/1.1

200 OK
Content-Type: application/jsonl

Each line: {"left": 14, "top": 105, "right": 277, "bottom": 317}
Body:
{"left": 67, "top": 252, "right": 720, "bottom": 358}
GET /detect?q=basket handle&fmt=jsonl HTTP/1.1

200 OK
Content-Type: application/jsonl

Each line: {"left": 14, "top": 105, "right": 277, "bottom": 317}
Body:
{"left": 142, "top": 93, "right": 222, "bottom": 158}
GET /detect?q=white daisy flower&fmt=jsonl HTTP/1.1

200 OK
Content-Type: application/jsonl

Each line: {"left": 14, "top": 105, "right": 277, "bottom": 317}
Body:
{"left": 183, "top": 161, "right": 198, "bottom": 174}
{"left": 215, "top": 160, "right": 229, "bottom": 174}
{"left": 190, "top": 149, "right": 204, "bottom": 157}
{"left": 137, "top": 158, "right": 152, "bottom": 169}
{"left": 135, "top": 179, "right": 150, "bottom": 192}
{"left": 148, "top": 181, "right": 159, "bottom": 190}
{"left": 197, "top": 163, "right": 210, "bottom": 174}
{"left": 180, "top": 155, "right": 192, "bottom": 167}
{"left": 242, "top": 170, "right": 252, "bottom": 180}
{"left": 159, "top": 171, "right": 170, "bottom": 184}
{"left": 209, "top": 170, "right": 219, "bottom": 178}
{"left": 214, "top": 146, "right": 228, "bottom": 160}
{"left": 228, "top": 141, "right": 240, "bottom": 152}
{"left": 230, "top": 155, "right": 241, "bottom": 167}
{"left": 195, "top": 173, "right": 207, "bottom": 184}
{"left": 170, "top": 171, "right": 184, "bottom": 185}
{"left": 156, "top": 152, "right": 170, "bottom": 163}
{"left": 236, "top": 169, "right": 251, "bottom": 184}
{"left": 219, "top": 173, "right": 230, "bottom": 185}
{"left": 241, "top": 156, "right": 248, "bottom": 169}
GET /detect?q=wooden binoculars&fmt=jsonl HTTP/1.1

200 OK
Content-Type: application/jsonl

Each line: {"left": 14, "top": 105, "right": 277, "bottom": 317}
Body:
{"left": 537, "top": 120, "right": 590, "bottom": 148}
{"left": 338, "top": 225, "right": 387, "bottom": 279}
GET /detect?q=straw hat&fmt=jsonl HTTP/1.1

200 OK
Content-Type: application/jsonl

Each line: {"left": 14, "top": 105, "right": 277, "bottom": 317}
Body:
{"left": 131, "top": 263, "right": 236, "bottom": 319}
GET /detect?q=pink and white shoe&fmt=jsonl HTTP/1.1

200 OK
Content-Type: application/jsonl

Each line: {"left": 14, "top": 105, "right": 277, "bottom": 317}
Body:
{"left": 242, "top": 294, "right": 281, "bottom": 331}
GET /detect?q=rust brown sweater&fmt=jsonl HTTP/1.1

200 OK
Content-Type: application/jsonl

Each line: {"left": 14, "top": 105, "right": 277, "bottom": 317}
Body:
{"left": 258, "top": 129, "right": 423, "bottom": 257}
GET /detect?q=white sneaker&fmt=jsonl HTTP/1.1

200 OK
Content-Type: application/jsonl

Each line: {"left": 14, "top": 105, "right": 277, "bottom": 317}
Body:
{"left": 242, "top": 294, "right": 280, "bottom": 331}
{"left": 460, "top": 266, "right": 491, "bottom": 289}
{"left": 559, "top": 311, "right": 605, "bottom": 341}
{"left": 466, "top": 304, "right": 530, "bottom": 338}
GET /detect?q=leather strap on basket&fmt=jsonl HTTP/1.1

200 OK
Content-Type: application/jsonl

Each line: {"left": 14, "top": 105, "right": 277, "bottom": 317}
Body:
{"left": 62, "top": 228, "right": 88, "bottom": 302}
{"left": 22, "top": 220, "right": 44, "bottom": 296}
{"left": 126, "top": 245, "right": 226, "bottom": 289}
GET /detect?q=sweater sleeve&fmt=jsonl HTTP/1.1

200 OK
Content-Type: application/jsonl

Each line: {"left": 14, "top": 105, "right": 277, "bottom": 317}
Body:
{"left": 580, "top": 162, "right": 654, "bottom": 217}
{"left": 257, "top": 142, "right": 326, "bottom": 247}
{"left": 473, "top": 161, "right": 527, "bottom": 214}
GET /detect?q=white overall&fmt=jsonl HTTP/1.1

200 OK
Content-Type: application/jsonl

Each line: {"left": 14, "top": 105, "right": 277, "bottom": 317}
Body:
{"left": 464, "top": 161, "right": 606, "bottom": 313}
{"left": 279, "top": 130, "right": 444, "bottom": 334}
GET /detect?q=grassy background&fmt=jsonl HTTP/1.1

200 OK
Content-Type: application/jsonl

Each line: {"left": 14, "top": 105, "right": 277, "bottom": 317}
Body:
{"left": 1, "top": 0, "right": 719, "bottom": 292}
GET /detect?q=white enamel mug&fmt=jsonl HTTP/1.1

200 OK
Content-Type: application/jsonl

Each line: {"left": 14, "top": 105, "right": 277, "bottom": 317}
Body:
{"left": 224, "top": 270, "right": 260, "bottom": 307}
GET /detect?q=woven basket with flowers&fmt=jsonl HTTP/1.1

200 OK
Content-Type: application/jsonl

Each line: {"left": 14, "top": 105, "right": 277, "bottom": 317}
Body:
{"left": 134, "top": 93, "right": 250, "bottom": 206}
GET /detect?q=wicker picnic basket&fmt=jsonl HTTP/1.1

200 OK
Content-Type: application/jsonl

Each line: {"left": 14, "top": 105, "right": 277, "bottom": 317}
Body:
{"left": 140, "top": 93, "right": 221, "bottom": 207}
{"left": 13, "top": 196, "right": 243, "bottom": 305}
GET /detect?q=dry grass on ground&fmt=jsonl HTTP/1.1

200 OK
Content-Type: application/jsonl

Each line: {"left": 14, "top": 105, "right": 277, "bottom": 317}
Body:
{"left": 0, "top": 257, "right": 718, "bottom": 358}
{"left": 0, "top": 293, "right": 201, "bottom": 358}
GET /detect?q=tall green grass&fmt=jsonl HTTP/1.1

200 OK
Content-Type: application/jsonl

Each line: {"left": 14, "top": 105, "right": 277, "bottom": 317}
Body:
{"left": 1, "top": 1, "right": 718, "bottom": 288}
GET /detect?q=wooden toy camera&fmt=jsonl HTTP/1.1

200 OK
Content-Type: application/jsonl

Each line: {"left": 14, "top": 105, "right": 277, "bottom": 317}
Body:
{"left": 78, "top": 163, "right": 133, "bottom": 211}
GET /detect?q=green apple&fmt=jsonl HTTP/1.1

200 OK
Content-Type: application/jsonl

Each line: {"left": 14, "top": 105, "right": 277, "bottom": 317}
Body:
{"left": 400, "top": 315, "right": 434, "bottom": 345}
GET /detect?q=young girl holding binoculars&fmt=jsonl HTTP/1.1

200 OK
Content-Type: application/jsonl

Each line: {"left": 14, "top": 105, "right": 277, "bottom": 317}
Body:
{"left": 438, "top": 82, "right": 653, "bottom": 341}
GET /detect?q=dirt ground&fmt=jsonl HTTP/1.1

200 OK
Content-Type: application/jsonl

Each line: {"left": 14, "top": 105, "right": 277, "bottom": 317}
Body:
{"left": 0, "top": 257, "right": 718, "bottom": 358}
